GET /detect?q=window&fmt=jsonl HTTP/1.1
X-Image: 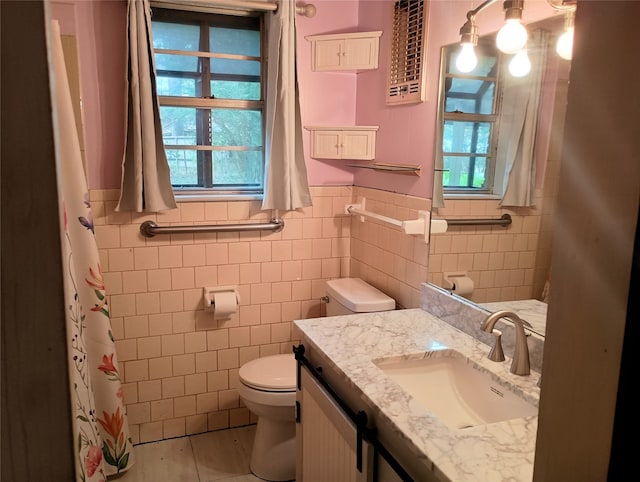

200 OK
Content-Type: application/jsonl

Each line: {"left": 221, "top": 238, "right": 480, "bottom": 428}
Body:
{"left": 439, "top": 41, "right": 502, "bottom": 193}
{"left": 151, "top": 8, "right": 265, "bottom": 196}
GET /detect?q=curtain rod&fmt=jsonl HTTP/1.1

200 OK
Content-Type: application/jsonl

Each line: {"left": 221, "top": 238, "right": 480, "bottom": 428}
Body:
{"left": 150, "top": 1, "right": 317, "bottom": 16}
{"left": 139, "top": 219, "right": 284, "bottom": 237}
{"left": 150, "top": 0, "right": 276, "bottom": 12}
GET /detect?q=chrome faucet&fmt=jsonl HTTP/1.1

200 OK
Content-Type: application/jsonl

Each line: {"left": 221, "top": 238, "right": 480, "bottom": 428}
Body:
{"left": 481, "top": 310, "right": 532, "bottom": 376}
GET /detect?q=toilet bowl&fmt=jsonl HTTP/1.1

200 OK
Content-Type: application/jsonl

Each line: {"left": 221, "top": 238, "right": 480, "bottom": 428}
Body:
{"left": 238, "top": 278, "right": 395, "bottom": 481}
{"left": 238, "top": 354, "right": 297, "bottom": 481}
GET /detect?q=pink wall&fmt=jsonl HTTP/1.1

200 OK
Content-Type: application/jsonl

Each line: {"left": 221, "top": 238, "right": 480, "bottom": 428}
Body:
{"left": 354, "top": 0, "right": 563, "bottom": 198}
{"left": 52, "top": 0, "right": 562, "bottom": 195}
{"left": 294, "top": 0, "right": 360, "bottom": 186}
{"left": 51, "top": 0, "right": 127, "bottom": 190}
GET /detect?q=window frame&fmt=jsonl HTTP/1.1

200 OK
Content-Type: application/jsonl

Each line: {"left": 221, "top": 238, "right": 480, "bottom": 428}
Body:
{"left": 151, "top": 7, "right": 267, "bottom": 200}
{"left": 437, "top": 40, "right": 505, "bottom": 196}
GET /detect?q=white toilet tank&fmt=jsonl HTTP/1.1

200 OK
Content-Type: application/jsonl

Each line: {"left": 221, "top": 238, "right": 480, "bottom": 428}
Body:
{"left": 325, "top": 278, "right": 395, "bottom": 316}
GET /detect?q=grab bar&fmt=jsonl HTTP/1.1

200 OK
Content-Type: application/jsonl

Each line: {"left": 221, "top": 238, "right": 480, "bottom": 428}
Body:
{"left": 345, "top": 197, "right": 431, "bottom": 243}
{"left": 139, "top": 218, "right": 284, "bottom": 237}
{"left": 441, "top": 213, "right": 512, "bottom": 227}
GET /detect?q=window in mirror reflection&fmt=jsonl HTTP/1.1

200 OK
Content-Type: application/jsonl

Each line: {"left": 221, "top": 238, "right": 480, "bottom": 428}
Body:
{"left": 441, "top": 42, "right": 502, "bottom": 193}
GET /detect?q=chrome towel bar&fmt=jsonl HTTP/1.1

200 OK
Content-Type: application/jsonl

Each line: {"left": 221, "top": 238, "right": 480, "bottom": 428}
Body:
{"left": 442, "top": 213, "right": 512, "bottom": 226}
{"left": 139, "top": 218, "right": 284, "bottom": 237}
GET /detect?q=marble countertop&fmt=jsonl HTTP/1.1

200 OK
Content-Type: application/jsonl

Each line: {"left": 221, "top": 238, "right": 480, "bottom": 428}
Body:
{"left": 294, "top": 308, "right": 541, "bottom": 482}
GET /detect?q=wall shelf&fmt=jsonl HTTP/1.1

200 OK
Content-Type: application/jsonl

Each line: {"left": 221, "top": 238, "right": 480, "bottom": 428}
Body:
{"left": 345, "top": 162, "right": 421, "bottom": 176}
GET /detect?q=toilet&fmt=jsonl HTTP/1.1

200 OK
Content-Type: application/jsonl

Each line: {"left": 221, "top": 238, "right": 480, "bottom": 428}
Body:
{"left": 324, "top": 277, "right": 396, "bottom": 316}
{"left": 237, "top": 277, "right": 395, "bottom": 481}
{"left": 238, "top": 354, "right": 297, "bottom": 481}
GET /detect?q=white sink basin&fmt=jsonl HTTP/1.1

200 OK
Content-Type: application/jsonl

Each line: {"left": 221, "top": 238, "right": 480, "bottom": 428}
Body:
{"left": 374, "top": 350, "right": 537, "bottom": 429}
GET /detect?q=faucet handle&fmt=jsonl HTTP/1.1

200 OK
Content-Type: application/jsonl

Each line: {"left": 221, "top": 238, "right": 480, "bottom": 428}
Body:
{"left": 487, "top": 329, "right": 506, "bottom": 362}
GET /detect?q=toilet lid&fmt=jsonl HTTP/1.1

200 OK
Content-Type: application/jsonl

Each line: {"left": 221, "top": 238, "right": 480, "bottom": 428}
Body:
{"left": 239, "top": 354, "right": 296, "bottom": 392}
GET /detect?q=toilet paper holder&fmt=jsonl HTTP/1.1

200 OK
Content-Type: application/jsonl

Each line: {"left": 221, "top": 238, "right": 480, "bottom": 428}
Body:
{"left": 442, "top": 272, "right": 474, "bottom": 296}
{"left": 203, "top": 286, "right": 240, "bottom": 313}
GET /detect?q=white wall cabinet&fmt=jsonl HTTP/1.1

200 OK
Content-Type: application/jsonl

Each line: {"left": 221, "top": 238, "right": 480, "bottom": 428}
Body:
{"left": 305, "top": 31, "right": 382, "bottom": 72}
{"left": 306, "top": 126, "right": 378, "bottom": 160}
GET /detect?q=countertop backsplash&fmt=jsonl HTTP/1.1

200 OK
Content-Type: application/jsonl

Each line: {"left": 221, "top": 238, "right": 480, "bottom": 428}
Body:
{"left": 420, "top": 282, "right": 545, "bottom": 374}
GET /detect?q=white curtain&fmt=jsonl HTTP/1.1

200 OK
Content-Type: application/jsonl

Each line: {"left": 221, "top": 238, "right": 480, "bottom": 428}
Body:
{"left": 51, "top": 21, "right": 134, "bottom": 480}
{"left": 116, "top": 0, "right": 177, "bottom": 212}
{"left": 261, "top": 0, "right": 312, "bottom": 211}
{"left": 497, "top": 30, "right": 550, "bottom": 207}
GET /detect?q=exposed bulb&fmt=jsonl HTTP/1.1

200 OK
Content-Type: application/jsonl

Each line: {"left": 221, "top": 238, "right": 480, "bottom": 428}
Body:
{"left": 556, "top": 26, "right": 574, "bottom": 60}
{"left": 509, "top": 50, "right": 531, "bottom": 77}
{"left": 496, "top": 19, "right": 528, "bottom": 54}
{"left": 456, "top": 43, "right": 477, "bottom": 73}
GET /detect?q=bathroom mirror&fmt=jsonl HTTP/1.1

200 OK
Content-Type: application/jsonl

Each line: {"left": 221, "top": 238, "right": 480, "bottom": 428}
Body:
{"left": 428, "top": 15, "right": 572, "bottom": 338}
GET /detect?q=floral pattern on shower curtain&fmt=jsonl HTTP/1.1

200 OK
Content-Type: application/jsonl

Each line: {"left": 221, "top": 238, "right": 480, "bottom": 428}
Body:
{"left": 51, "top": 20, "right": 134, "bottom": 481}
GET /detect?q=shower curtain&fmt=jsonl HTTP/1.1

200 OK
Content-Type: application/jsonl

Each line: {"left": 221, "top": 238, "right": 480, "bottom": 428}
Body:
{"left": 51, "top": 20, "right": 134, "bottom": 481}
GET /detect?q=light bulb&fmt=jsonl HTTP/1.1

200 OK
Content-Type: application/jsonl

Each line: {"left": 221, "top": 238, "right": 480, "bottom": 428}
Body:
{"left": 496, "top": 19, "right": 528, "bottom": 54}
{"left": 509, "top": 50, "right": 531, "bottom": 77}
{"left": 556, "top": 26, "right": 574, "bottom": 60}
{"left": 456, "top": 43, "right": 477, "bottom": 73}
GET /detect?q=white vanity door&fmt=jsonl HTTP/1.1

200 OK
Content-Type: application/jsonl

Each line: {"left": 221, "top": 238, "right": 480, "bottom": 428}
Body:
{"left": 296, "top": 366, "right": 373, "bottom": 482}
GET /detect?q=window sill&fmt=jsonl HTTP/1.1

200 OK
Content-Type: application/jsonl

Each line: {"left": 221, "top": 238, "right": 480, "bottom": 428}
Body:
{"left": 174, "top": 192, "right": 264, "bottom": 203}
{"left": 443, "top": 193, "right": 502, "bottom": 201}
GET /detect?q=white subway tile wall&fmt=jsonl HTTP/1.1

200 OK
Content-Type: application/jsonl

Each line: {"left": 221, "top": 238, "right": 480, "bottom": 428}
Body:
{"left": 428, "top": 193, "right": 546, "bottom": 303}
{"left": 350, "top": 187, "right": 432, "bottom": 309}
{"left": 93, "top": 186, "right": 413, "bottom": 445}
{"left": 94, "top": 185, "right": 547, "bottom": 444}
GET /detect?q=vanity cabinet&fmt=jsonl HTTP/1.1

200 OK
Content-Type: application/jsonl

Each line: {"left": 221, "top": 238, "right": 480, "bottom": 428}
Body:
{"left": 305, "top": 31, "right": 382, "bottom": 72}
{"left": 305, "top": 126, "right": 378, "bottom": 160}
{"left": 295, "top": 348, "right": 408, "bottom": 482}
{"left": 296, "top": 365, "right": 370, "bottom": 481}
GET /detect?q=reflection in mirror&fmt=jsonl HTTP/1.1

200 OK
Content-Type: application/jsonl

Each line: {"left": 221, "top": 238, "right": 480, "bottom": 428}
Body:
{"left": 479, "top": 298, "right": 548, "bottom": 336}
{"left": 429, "top": 16, "right": 571, "bottom": 338}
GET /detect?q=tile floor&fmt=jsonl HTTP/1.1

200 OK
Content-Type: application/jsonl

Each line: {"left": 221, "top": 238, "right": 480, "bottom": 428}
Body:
{"left": 112, "top": 425, "right": 263, "bottom": 482}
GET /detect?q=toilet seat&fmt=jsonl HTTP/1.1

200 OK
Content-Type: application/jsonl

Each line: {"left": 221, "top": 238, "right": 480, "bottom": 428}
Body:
{"left": 239, "top": 354, "right": 296, "bottom": 392}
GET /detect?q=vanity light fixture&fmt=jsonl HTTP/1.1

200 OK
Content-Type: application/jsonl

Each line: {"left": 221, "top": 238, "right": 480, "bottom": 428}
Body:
{"left": 496, "top": 0, "right": 528, "bottom": 54}
{"left": 555, "top": 10, "right": 575, "bottom": 59}
{"left": 547, "top": 0, "right": 577, "bottom": 60}
{"left": 509, "top": 49, "right": 531, "bottom": 76}
{"left": 455, "top": 0, "right": 577, "bottom": 75}
{"left": 456, "top": 17, "right": 479, "bottom": 72}
{"left": 455, "top": 0, "right": 528, "bottom": 74}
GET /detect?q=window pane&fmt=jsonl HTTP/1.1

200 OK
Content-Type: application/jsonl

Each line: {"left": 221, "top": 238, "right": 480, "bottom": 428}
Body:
{"left": 160, "top": 107, "right": 197, "bottom": 145}
{"left": 157, "top": 76, "right": 197, "bottom": 97}
{"left": 155, "top": 53, "right": 199, "bottom": 73}
{"left": 445, "top": 78, "right": 495, "bottom": 114}
{"left": 443, "top": 120, "right": 491, "bottom": 154}
{"left": 212, "top": 109, "right": 262, "bottom": 147}
{"left": 211, "top": 58, "right": 260, "bottom": 78}
{"left": 210, "top": 27, "right": 260, "bottom": 56}
{"left": 166, "top": 149, "right": 198, "bottom": 186}
{"left": 211, "top": 80, "right": 260, "bottom": 100}
{"left": 161, "top": 107, "right": 262, "bottom": 148}
{"left": 152, "top": 21, "right": 200, "bottom": 51}
{"left": 443, "top": 155, "right": 487, "bottom": 189}
{"left": 213, "top": 150, "right": 263, "bottom": 186}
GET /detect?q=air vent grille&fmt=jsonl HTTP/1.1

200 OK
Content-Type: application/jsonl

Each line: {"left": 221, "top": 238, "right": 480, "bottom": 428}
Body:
{"left": 386, "top": 0, "right": 428, "bottom": 105}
